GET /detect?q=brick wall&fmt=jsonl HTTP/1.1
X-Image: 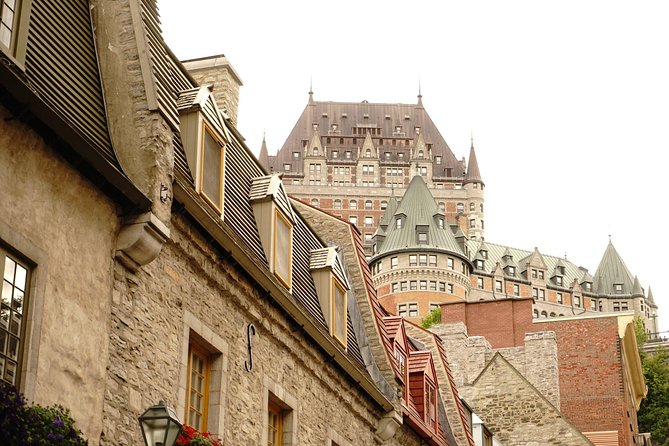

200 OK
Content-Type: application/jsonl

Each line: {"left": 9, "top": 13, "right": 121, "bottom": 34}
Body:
{"left": 440, "top": 298, "right": 534, "bottom": 348}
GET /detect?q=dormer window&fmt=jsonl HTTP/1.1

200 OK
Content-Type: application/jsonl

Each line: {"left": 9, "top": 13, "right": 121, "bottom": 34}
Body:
{"left": 614, "top": 283, "right": 623, "bottom": 294}
{"left": 310, "top": 247, "right": 350, "bottom": 349}
{"left": 312, "top": 147, "right": 318, "bottom": 156}
{"left": 200, "top": 125, "right": 225, "bottom": 210}
{"left": 425, "top": 382, "right": 436, "bottom": 428}
{"left": 273, "top": 209, "right": 293, "bottom": 288}
{"left": 555, "top": 276, "right": 563, "bottom": 286}
{"left": 396, "top": 217, "right": 403, "bottom": 229}
{"left": 249, "top": 175, "right": 295, "bottom": 291}
{"left": 480, "top": 250, "right": 488, "bottom": 259}
{"left": 475, "top": 260, "right": 484, "bottom": 270}
{"left": 417, "top": 231, "right": 428, "bottom": 244}
{"left": 584, "top": 282, "right": 592, "bottom": 291}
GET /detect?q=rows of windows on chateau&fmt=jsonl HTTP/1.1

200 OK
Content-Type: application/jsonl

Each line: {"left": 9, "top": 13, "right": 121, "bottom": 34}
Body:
{"left": 1, "top": 0, "right": 667, "bottom": 445}
{"left": 160, "top": 1, "right": 668, "bottom": 336}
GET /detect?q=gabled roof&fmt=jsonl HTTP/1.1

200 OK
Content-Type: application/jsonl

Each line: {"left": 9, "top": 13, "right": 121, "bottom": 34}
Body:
{"left": 372, "top": 176, "right": 466, "bottom": 260}
{"left": 309, "top": 247, "right": 350, "bottom": 290}
{"left": 264, "top": 96, "right": 464, "bottom": 178}
{"left": 592, "top": 240, "right": 637, "bottom": 296}
{"left": 249, "top": 174, "right": 295, "bottom": 223}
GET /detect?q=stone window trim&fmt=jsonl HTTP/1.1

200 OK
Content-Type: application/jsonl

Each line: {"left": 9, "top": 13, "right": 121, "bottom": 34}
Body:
{"left": 326, "top": 428, "right": 353, "bottom": 446}
{"left": 177, "top": 312, "right": 229, "bottom": 440}
{"left": 262, "top": 376, "right": 298, "bottom": 446}
{"left": 0, "top": 220, "right": 47, "bottom": 401}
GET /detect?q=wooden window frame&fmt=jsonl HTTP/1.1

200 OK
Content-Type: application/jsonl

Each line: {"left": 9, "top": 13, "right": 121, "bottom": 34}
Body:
{"left": 331, "top": 277, "right": 347, "bottom": 348}
{"left": 186, "top": 342, "right": 211, "bottom": 432}
{"left": 425, "top": 381, "right": 436, "bottom": 428}
{"left": 0, "top": 0, "right": 32, "bottom": 68}
{"left": 199, "top": 123, "right": 225, "bottom": 213}
{"left": 267, "top": 400, "right": 283, "bottom": 446}
{"left": 273, "top": 209, "right": 293, "bottom": 289}
{"left": 0, "top": 248, "right": 31, "bottom": 387}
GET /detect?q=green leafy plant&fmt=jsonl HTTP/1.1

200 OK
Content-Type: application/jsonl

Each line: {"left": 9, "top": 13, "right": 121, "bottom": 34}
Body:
{"left": 176, "top": 424, "right": 223, "bottom": 446}
{"left": 421, "top": 307, "right": 441, "bottom": 329}
{"left": 0, "top": 381, "right": 88, "bottom": 445}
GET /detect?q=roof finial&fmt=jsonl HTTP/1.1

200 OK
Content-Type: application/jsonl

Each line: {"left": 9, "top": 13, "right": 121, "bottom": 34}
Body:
{"left": 417, "top": 78, "right": 423, "bottom": 107}
{"left": 309, "top": 76, "right": 314, "bottom": 103}
{"left": 470, "top": 130, "right": 474, "bottom": 149}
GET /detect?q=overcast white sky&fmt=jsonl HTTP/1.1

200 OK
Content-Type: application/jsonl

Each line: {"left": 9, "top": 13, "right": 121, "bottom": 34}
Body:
{"left": 160, "top": 1, "right": 669, "bottom": 333}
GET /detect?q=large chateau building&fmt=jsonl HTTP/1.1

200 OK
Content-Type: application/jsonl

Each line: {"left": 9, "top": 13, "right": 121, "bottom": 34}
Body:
{"left": 259, "top": 94, "right": 659, "bottom": 336}
{"left": 259, "top": 91, "right": 486, "bottom": 249}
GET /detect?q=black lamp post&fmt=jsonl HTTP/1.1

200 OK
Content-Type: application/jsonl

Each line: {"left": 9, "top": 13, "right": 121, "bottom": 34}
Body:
{"left": 138, "top": 401, "right": 183, "bottom": 446}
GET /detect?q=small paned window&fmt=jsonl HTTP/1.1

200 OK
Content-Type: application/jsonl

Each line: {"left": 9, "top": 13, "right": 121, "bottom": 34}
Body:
{"left": 439, "top": 282, "right": 446, "bottom": 292}
{"left": 333, "top": 199, "right": 341, "bottom": 209}
{"left": 398, "top": 304, "right": 407, "bottom": 317}
{"left": 273, "top": 210, "right": 293, "bottom": 288}
{"left": 365, "top": 200, "right": 373, "bottom": 210}
{"left": 615, "top": 284, "right": 623, "bottom": 294}
{"left": 539, "top": 289, "right": 545, "bottom": 300}
{"left": 417, "top": 232, "right": 428, "bottom": 244}
{"left": 392, "top": 283, "right": 399, "bottom": 293}
{"left": 267, "top": 400, "right": 284, "bottom": 446}
{"left": 409, "top": 255, "right": 417, "bottom": 266}
{"left": 419, "top": 281, "right": 427, "bottom": 291}
{"left": 394, "top": 347, "right": 406, "bottom": 377}
{"left": 1, "top": 249, "right": 30, "bottom": 386}
{"left": 408, "top": 303, "right": 418, "bottom": 317}
{"left": 364, "top": 216, "right": 373, "bottom": 227}
{"left": 200, "top": 126, "right": 225, "bottom": 211}
{"left": 349, "top": 200, "right": 357, "bottom": 209}
{"left": 477, "top": 277, "right": 484, "bottom": 289}
{"left": 380, "top": 201, "right": 387, "bottom": 210}
{"left": 429, "top": 281, "right": 437, "bottom": 291}
{"left": 538, "top": 271, "right": 544, "bottom": 279}
{"left": 456, "top": 203, "right": 464, "bottom": 213}
{"left": 400, "top": 281, "right": 407, "bottom": 291}
{"left": 396, "top": 218, "right": 402, "bottom": 229}
{"left": 447, "top": 258, "right": 453, "bottom": 269}
{"left": 390, "top": 257, "right": 398, "bottom": 269}
{"left": 426, "top": 383, "right": 436, "bottom": 427}
{"left": 187, "top": 343, "right": 211, "bottom": 431}
{"left": 429, "top": 255, "right": 437, "bottom": 267}
{"left": 557, "top": 292, "right": 563, "bottom": 304}
{"left": 495, "top": 280, "right": 503, "bottom": 292}
{"left": 447, "top": 283, "right": 454, "bottom": 294}
{"left": 283, "top": 164, "right": 291, "bottom": 171}
{"left": 513, "top": 284, "right": 520, "bottom": 296}
{"left": 419, "top": 255, "right": 427, "bottom": 266}
{"left": 293, "top": 152, "right": 300, "bottom": 159}
{"left": 574, "top": 295, "right": 581, "bottom": 307}
{"left": 410, "top": 281, "right": 417, "bottom": 291}
{"left": 532, "top": 288, "right": 538, "bottom": 299}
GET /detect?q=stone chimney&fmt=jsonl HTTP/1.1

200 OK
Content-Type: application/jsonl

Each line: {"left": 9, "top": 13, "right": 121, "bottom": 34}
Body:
{"left": 182, "top": 54, "right": 243, "bottom": 125}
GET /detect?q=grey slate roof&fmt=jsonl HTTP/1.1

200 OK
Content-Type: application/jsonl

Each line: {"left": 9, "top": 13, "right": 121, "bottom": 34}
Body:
{"left": 266, "top": 96, "right": 465, "bottom": 178}
{"left": 135, "top": 1, "right": 372, "bottom": 378}
{"left": 464, "top": 141, "right": 483, "bottom": 185}
{"left": 372, "top": 175, "right": 467, "bottom": 260}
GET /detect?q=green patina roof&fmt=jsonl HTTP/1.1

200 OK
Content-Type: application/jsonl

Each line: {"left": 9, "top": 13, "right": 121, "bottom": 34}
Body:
{"left": 372, "top": 175, "right": 466, "bottom": 259}
{"left": 592, "top": 240, "right": 641, "bottom": 296}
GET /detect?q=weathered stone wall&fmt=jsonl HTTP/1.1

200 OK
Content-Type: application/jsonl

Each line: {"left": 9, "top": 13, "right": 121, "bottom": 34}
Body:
{"left": 0, "top": 103, "right": 118, "bottom": 442}
{"left": 466, "top": 355, "right": 591, "bottom": 446}
{"left": 102, "top": 211, "right": 424, "bottom": 445}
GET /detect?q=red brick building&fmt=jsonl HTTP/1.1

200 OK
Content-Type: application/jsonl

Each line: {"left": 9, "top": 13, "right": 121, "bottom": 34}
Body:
{"left": 440, "top": 298, "right": 646, "bottom": 445}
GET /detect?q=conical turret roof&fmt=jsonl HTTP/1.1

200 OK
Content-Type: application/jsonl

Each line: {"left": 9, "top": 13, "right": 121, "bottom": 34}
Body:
{"left": 258, "top": 134, "right": 269, "bottom": 169}
{"left": 592, "top": 240, "right": 636, "bottom": 295}
{"left": 464, "top": 139, "right": 483, "bottom": 185}
{"left": 372, "top": 175, "right": 466, "bottom": 260}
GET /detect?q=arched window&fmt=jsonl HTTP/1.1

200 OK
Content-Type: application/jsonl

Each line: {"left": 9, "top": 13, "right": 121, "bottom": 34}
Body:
{"left": 381, "top": 200, "right": 388, "bottom": 210}
{"left": 456, "top": 203, "right": 464, "bottom": 213}
{"left": 365, "top": 200, "right": 373, "bottom": 210}
{"left": 333, "top": 199, "right": 342, "bottom": 210}
{"left": 312, "top": 148, "right": 318, "bottom": 156}
{"left": 418, "top": 150, "right": 424, "bottom": 159}
{"left": 470, "top": 202, "right": 475, "bottom": 211}
{"left": 311, "top": 198, "right": 319, "bottom": 208}
{"left": 365, "top": 149, "right": 371, "bottom": 158}
{"left": 349, "top": 200, "right": 358, "bottom": 210}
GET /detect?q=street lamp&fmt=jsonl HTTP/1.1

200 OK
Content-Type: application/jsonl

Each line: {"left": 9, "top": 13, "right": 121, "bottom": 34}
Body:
{"left": 138, "top": 401, "right": 183, "bottom": 446}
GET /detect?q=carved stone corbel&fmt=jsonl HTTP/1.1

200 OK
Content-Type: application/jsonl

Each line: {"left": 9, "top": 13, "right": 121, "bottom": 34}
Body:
{"left": 115, "top": 212, "right": 170, "bottom": 271}
{"left": 374, "top": 410, "right": 402, "bottom": 442}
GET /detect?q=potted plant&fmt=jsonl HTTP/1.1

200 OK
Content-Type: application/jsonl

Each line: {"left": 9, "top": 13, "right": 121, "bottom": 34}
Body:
{"left": 176, "top": 424, "right": 223, "bottom": 446}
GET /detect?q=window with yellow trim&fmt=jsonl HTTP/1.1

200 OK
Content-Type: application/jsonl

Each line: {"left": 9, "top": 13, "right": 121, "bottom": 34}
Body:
{"left": 331, "top": 277, "right": 347, "bottom": 347}
{"left": 267, "top": 400, "right": 283, "bottom": 446}
{"left": 273, "top": 209, "right": 292, "bottom": 288}
{"left": 187, "top": 342, "right": 211, "bottom": 432}
{"left": 1, "top": 247, "right": 30, "bottom": 387}
{"left": 199, "top": 124, "right": 225, "bottom": 212}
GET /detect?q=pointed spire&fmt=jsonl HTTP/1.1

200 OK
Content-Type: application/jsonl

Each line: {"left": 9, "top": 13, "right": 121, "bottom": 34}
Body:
{"left": 258, "top": 133, "right": 269, "bottom": 168}
{"left": 464, "top": 135, "right": 483, "bottom": 185}
{"left": 647, "top": 287, "right": 657, "bottom": 308}
{"left": 632, "top": 276, "right": 643, "bottom": 297}
{"left": 417, "top": 79, "right": 423, "bottom": 107}
{"left": 308, "top": 77, "right": 314, "bottom": 104}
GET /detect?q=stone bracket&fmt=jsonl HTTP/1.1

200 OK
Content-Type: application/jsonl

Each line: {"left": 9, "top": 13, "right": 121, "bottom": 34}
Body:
{"left": 374, "top": 410, "right": 402, "bottom": 442}
{"left": 115, "top": 212, "right": 170, "bottom": 271}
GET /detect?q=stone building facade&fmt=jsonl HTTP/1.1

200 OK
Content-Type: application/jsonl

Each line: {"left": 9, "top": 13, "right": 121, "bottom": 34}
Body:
{"left": 435, "top": 298, "right": 647, "bottom": 446}
{"left": 0, "top": 1, "right": 475, "bottom": 445}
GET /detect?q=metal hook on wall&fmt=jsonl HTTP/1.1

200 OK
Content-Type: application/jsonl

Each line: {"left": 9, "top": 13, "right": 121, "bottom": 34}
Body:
{"left": 244, "top": 323, "right": 256, "bottom": 372}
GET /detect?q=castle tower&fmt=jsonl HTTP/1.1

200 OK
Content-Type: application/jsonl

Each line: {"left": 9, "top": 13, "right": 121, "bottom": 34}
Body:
{"left": 463, "top": 138, "right": 484, "bottom": 241}
{"left": 369, "top": 175, "right": 472, "bottom": 321}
